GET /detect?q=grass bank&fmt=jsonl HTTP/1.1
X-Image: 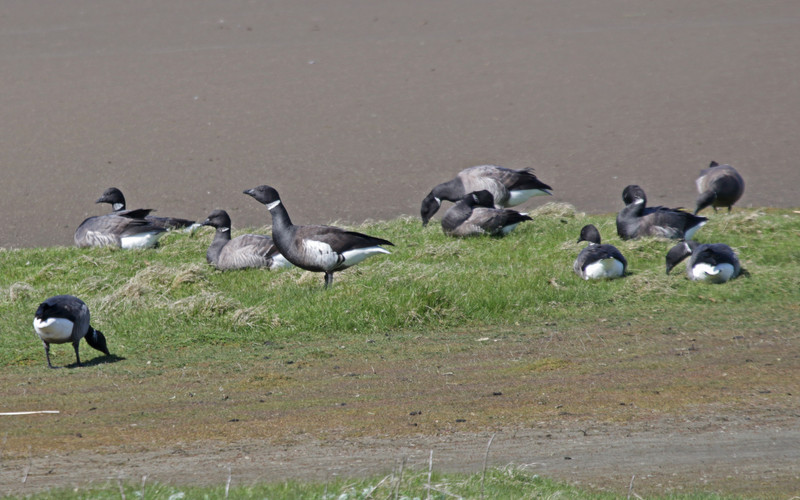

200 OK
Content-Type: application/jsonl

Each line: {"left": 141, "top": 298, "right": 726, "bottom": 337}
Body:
{"left": 1, "top": 205, "right": 799, "bottom": 498}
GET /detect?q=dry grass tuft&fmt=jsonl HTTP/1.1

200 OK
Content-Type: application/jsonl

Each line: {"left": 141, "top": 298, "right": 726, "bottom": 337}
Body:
{"left": 170, "top": 291, "right": 238, "bottom": 317}
{"left": 529, "top": 202, "right": 583, "bottom": 218}
{"left": 2, "top": 282, "right": 35, "bottom": 303}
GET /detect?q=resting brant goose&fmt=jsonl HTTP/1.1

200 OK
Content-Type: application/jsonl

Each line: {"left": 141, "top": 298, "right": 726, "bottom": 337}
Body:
{"left": 201, "top": 209, "right": 291, "bottom": 271}
{"left": 33, "top": 295, "right": 110, "bottom": 369}
{"left": 420, "top": 165, "right": 552, "bottom": 226}
{"left": 244, "top": 185, "right": 393, "bottom": 288}
{"left": 616, "top": 185, "right": 707, "bottom": 240}
{"left": 694, "top": 161, "right": 745, "bottom": 214}
{"left": 441, "top": 190, "right": 532, "bottom": 237}
{"left": 96, "top": 187, "right": 198, "bottom": 230}
{"left": 74, "top": 208, "right": 166, "bottom": 249}
{"left": 573, "top": 224, "right": 627, "bottom": 280}
{"left": 666, "top": 240, "right": 741, "bottom": 284}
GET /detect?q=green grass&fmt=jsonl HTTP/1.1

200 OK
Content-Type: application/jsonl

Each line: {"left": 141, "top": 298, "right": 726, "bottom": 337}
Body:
{"left": 1, "top": 204, "right": 799, "bottom": 499}
{"left": 3, "top": 205, "right": 797, "bottom": 359}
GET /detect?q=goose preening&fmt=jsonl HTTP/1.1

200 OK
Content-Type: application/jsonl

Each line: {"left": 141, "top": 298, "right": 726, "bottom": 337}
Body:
{"left": 666, "top": 240, "right": 741, "bottom": 283}
{"left": 420, "top": 165, "right": 552, "bottom": 226}
{"left": 573, "top": 224, "right": 627, "bottom": 280}
{"left": 243, "top": 185, "right": 393, "bottom": 288}
{"left": 96, "top": 187, "right": 198, "bottom": 230}
{"left": 441, "top": 190, "right": 532, "bottom": 237}
{"left": 201, "top": 209, "right": 291, "bottom": 271}
{"left": 694, "top": 161, "right": 745, "bottom": 214}
{"left": 33, "top": 295, "right": 109, "bottom": 369}
{"left": 616, "top": 185, "right": 707, "bottom": 240}
{"left": 74, "top": 208, "right": 166, "bottom": 249}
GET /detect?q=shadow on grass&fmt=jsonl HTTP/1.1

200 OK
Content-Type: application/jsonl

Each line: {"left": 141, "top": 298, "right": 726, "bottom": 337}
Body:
{"left": 64, "top": 354, "right": 126, "bottom": 369}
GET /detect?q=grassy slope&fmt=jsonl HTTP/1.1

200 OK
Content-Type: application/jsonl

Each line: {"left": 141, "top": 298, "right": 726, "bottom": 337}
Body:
{"left": 1, "top": 205, "right": 799, "bottom": 497}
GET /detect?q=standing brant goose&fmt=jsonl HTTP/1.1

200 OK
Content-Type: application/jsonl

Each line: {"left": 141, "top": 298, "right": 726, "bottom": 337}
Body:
{"left": 694, "top": 161, "right": 745, "bottom": 214}
{"left": 74, "top": 208, "right": 167, "bottom": 249}
{"left": 420, "top": 165, "right": 552, "bottom": 226}
{"left": 201, "top": 209, "right": 291, "bottom": 271}
{"left": 665, "top": 240, "right": 741, "bottom": 284}
{"left": 33, "top": 295, "right": 109, "bottom": 369}
{"left": 616, "top": 185, "right": 707, "bottom": 240}
{"left": 244, "top": 185, "right": 393, "bottom": 288}
{"left": 96, "top": 187, "right": 198, "bottom": 230}
{"left": 441, "top": 190, "right": 532, "bottom": 237}
{"left": 573, "top": 224, "right": 627, "bottom": 280}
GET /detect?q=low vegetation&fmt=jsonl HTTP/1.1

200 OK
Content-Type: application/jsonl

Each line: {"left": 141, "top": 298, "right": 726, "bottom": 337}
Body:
{"left": 1, "top": 205, "right": 798, "bottom": 498}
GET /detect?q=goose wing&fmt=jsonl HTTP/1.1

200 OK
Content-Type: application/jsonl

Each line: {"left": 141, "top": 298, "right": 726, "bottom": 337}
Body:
{"left": 217, "top": 234, "right": 279, "bottom": 269}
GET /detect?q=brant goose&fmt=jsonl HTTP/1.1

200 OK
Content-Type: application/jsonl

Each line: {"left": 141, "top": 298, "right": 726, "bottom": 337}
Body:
{"left": 616, "top": 185, "right": 707, "bottom": 240}
{"left": 201, "top": 209, "right": 291, "bottom": 271}
{"left": 244, "top": 185, "right": 393, "bottom": 288}
{"left": 441, "top": 190, "right": 532, "bottom": 237}
{"left": 74, "top": 208, "right": 166, "bottom": 249}
{"left": 573, "top": 224, "right": 627, "bottom": 280}
{"left": 421, "top": 165, "right": 552, "bottom": 226}
{"left": 33, "top": 295, "right": 109, "bottom": 369}
{"left": 96, "top": 187, "right": 198, "bottom": 230}
{"left": 694, "top": 161, "right": 745, "bottom": 214}
{"left": 666, "top": 240, "right": 741, "bottom": 283}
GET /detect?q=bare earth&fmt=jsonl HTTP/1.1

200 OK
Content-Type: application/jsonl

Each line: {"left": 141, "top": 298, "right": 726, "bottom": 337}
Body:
{"left": 4, "top": 418, "right": 800, "bottom": 497}
{"left": 2, "top": 0, "right": 800, "bottom": 497}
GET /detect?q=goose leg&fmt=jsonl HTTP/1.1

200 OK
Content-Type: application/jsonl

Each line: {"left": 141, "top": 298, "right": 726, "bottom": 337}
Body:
{"left": 43, "top": 342, "right": 57, "bottom": 369}
{"left": 72, "top": 341, "right": 82, "bottom": 367}
{"left": 324, "top": 272, "right": 334, "bottom": 288}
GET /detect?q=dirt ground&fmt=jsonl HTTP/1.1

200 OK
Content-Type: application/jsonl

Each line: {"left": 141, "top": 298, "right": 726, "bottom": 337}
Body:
{"left": 3, "top": 413, "right": 800, "bottom": 496}
{"left": 3, "top": 1, "right": 800, "bottom": 497}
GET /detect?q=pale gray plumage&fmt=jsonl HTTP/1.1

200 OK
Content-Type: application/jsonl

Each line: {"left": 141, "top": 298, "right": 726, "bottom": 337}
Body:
{"left": 74, "top": 208, "right": 166, "bottom": 249}
{"left": 201, "top": 209, "right": 290, "bottom": 271}
{"left": 421, "top": 165, "right": 552, "bottom": 226}
{"left": 616, "top": 185, "right": 708, "bottom": 240}
{"left": 441, "top": 190, "right": 532, "bottom": 237}
{"left": 33, "top": 295, "right": 110, "bottom": 369}
{"left": 244, "top": 185, "right": 393, "bottom": 288}
{"left": 96, "top": 187, "right": 198, "bottom": 230}
{"left": 694, "top": 161, "right": 745, "bottom": 214}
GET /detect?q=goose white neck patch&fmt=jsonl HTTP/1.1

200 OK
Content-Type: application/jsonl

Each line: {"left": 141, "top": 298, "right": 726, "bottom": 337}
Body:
{"left": 267, "top": 200, "right": 281, "bottom": 210}
{"left": 113, "top": 203, "right": 125, "bottom": 211}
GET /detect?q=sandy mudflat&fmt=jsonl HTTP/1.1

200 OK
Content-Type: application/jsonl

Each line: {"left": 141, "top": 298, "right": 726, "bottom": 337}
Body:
{"left": 1, "top": 0, "right": 798, "bottom": 248}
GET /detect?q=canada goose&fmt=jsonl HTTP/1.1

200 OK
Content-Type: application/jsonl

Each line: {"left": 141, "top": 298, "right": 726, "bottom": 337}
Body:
{"left": 694, "top": 161, "right": 745, "bottom": 214}
{"left": 573, "top": 224, "right": 627, "bottom": 280}
{"left": 33, "top": 295, "right": 109, "bottom": 369}
{"left": 96, "top": 187, "right": 198, "bottom": 230}
{"left": 201, "top": 209, "right": 291, "bottom": 270}
{"left": 74, "top": 208, "right": 166, "bottom": 248}
{"left": 244, "top": 185, "right": 393, "bottom": 288}
{"left": 420, "top": 165, "right": 552, "bottom": 226}
{"left": 665, "top": 240, "right": 741, "bottom": 283}
{"left": 441, "top": 190, "right": 532, "bottom": 237}
{"left": 616, "top": 185, "right": 707, "bottom": 240}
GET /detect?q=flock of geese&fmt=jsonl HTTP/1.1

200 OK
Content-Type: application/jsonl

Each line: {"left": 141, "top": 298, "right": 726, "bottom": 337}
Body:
{"left": 33, "top": 161, "right": 744, "bottom": 368}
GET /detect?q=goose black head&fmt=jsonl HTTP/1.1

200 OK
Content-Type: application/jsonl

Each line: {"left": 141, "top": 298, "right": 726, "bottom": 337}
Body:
{"left": 96, "top": 187, "right": 126, "bottom": 211}
{"left": 467, "top": 190, "right": 495, "bottom": 208}
{"left": 244, "top": 185, "right": 281, "bottom": 207}
{"left": 577, "top": 224, "right": 602, "bottom": 245}
{"left": 665, "top": 240, "right": 697, "bottom": 274}
{"left": 201, "top": 209, "right": 232, "bottom": 230}
{"left": 420, "top": 192, "right": 442, "bottom": 227}
{"left": 622, "top": 185, "right": 647, "bottom": 206}
{"left": 85, "top": 328, "right": 110, "bottom": 356}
